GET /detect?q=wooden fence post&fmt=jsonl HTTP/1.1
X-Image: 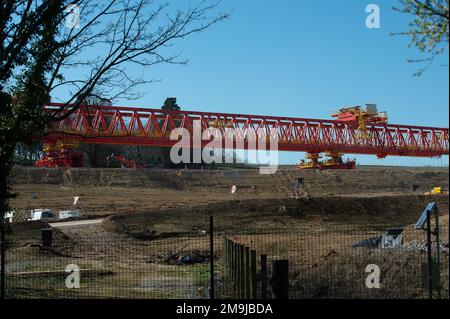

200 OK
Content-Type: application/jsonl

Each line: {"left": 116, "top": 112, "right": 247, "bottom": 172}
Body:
{"left": 209, "top": 216, "right": 214, "bottom": 299}
{"left": 224, "top": 238, "right": 228, "bottom": 274}
{"left": 222, "top": 237, "right": 226, "bottom": 274}
{"left": 231, "top": 240, "right": 235, "bottom": 281}
{"left": 251, "top": 250, "right": 257, "bottom": 299}
{"left": 235, "top": 243, "right": 239, "bottom": 296}
{"left": 235, "top": 242, "right": 239, "bottom": 288}
{"left": 261, "top": 255, "right": 268, "bottom": 299}
{"left": 233, "top": 241, "right": 238, "bottom": 282}
{"left": 272, "top": 260, "right": 289, "bottom": 299}
{"left": 1, "top": 217, "right": 5, "bottom": 300}
{"left": 227, "top": 239, "right": 231, "bottom": 276}
{"left": 41, "top": 228, "right": 52, "bottom": 248}
{"left": 245, "top": 246, "right": 250, "bottom": 298}
{"left": 239, "top": 244, "right": 245, "bottom": 298}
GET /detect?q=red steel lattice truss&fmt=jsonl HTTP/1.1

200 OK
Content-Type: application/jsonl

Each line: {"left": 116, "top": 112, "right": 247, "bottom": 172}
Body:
{"left": 43, "top": 103, "right": 449, "bottom": 158}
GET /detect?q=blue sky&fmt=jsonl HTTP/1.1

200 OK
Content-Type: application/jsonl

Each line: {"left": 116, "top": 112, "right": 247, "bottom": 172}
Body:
{"left": 59, "top": 0, "right": 450, "bottom": 166}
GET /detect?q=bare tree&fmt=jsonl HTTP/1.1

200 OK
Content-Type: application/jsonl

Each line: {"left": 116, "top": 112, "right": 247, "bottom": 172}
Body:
{"left": 0, "top": 0, "right": 229, "bottom": 244}
{"left": 49, "top": 1, "right": 228, "bottom": 110}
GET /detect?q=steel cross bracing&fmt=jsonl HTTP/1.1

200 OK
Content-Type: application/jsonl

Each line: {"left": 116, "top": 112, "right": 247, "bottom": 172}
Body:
{"left": 43, "top": 103, "right": 449, "bottom": 158}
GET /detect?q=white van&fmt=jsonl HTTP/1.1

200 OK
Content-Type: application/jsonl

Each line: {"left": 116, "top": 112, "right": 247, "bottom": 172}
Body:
{"left": 4, "top": 211, "right": 14, "bottom": 223}
{"left": 58, "top": 210, "right": 81, "bottom": 220}
{"left": 29, "top": 209, "right": 55, "bottom": 221}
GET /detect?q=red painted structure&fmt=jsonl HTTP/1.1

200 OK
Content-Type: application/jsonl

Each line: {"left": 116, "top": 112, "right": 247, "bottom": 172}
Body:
{"left": 36, "top": 103, "right": 449, "bottom": 167}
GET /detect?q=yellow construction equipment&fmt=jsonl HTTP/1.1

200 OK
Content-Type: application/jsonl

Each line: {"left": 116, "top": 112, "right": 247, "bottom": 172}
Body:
{"left": 331, "top": 104, "right": 388, "bottom": 140}
{"left": 424, "top": 187, "right": 449, "bottom": 195}
{"left": 297, "top": 152, "right": 356, "bottom": 170}
{"left": 298, "top": 104, "right": 388, "bottom": 170}
{"left": 298, "top": 153, "right": 322, "bottom": 169}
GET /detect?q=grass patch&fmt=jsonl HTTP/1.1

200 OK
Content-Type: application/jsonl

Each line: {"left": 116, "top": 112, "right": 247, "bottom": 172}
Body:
{"left": 192, "top": 264, "right": 210, "bottom": 287}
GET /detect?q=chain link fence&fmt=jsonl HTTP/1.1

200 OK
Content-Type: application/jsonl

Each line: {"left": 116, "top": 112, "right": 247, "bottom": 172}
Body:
{"left": 1, "top": 220, "right": 448, "bottom": 299}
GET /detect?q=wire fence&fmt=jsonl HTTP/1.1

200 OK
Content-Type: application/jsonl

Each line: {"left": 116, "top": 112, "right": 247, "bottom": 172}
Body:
{"left": 217, "top": 226, "right": 449, "bottom": 299}
{"left": 2, "top": 222, "right": 449, "bottom": 299}
{"left": 4, "top": 233, "right": 212, "bottom": 299}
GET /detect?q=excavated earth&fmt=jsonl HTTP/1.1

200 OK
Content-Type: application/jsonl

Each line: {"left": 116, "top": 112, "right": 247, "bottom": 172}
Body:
{"left": 6, "top": 165, "right": 450, "bottom": 299}
{"left": 9, "top": 165, "right": 449, "bottom": 235}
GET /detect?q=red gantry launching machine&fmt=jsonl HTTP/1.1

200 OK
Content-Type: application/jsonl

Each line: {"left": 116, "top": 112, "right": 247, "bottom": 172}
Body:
{"left": 35, "top": 103, "right": 449, "bottom": 169}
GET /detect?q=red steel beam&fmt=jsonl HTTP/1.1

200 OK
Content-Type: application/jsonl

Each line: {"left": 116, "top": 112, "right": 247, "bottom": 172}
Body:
{"left": 42, "top": 103, "right": 449, "bottom": 158}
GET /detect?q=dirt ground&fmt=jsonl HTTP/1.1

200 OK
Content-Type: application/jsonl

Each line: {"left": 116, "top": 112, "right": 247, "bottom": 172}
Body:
{"left": 9, "top": 165, "right": 449, "bottom": 218}
{"left": 5, "top": 165, "right": 450, "bottom": 299}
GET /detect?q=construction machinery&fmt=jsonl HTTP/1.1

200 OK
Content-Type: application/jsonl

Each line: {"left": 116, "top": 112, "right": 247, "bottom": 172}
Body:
{"left": 28, "top": 209, "right": 55, "bottom": 221}
{"left": 35, "top": 139, "right": 83, "bottom": 167}
{"left": 424, "top": 187, "right": 449, "bottom": 195}
{"left": 297, "top": 153, "right": 322, "bottom": 170}
{"left": 4, "top": 211, "right": 15, "bottom": 223}
{"left": 331, "top": 104, "right": 388, "bottom": 126}
{"left": 106, "top": 153, "right": 145, "bottom": 169}
{"left": 34, "top": 103, "right": 449, "bottom": 169}
{"left": 59, "top": 210, "right": 81, "bottom": 220}
{"left": 297, "top": 152, "right": 356, "bottom": 170}
{"left": 298, "top": 104, "right": 386, "bottom": 170}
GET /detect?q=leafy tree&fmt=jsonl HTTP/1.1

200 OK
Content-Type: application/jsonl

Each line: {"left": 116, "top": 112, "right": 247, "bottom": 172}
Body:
{"left": 0, "top": 0, "right": 228, "bottom": 233}
{"left": 162, "top": 97, "right": 181, "bottom": 111}
{"left": 393, "top": 0, "right": 449, "bottom": 75}
{"left": 160, "top": 97, "right": 182, "bottom": 167}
